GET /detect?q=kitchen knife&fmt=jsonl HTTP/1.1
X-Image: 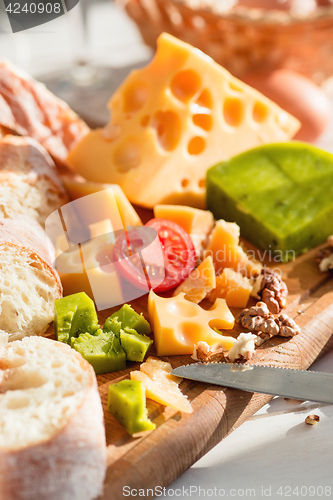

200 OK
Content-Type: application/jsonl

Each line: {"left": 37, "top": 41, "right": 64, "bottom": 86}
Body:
{"left": 172, "top": 363, "right": 333, "bottom": 404}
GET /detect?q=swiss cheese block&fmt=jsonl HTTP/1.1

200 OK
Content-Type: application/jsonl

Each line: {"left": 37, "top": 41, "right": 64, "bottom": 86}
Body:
{"left": 206, "top": 143, "right": 333, "bottom": 259}
{"left": 67, "top": 33, "right": 300, "bottom": 209}
{"left": 63, "top": 179, "right": 142, "bottom": 228}
{"left": 148, "top": 291, "right": 235, "bottom": 356}
{"left": 154, "top": 204, "right": 214, "bottom": 254}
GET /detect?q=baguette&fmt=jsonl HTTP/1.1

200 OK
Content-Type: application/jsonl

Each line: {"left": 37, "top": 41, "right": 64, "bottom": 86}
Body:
{"left": 0, "top": 135, "right": 68, "bottom": 227}
{"left": 0, "top": 336, "right": 107, "bottom": 500}
{"left": 0, "top": 218, "right": 62, "bottom": 341}
{"left": 0, "top": 60, "right": 89, "bottom": 165}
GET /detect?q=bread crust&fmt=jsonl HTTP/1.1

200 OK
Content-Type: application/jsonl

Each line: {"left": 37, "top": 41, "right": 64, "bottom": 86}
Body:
{"left": 0, "top": 60, "right": 89, "bottom": 165}
{"left": 0, "top": 338, "right": 107, "bottom": 500}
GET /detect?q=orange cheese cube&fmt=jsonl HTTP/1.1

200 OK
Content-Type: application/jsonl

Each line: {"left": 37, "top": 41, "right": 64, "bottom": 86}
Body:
{"left": 148, "top": 291, "right": 235, "bottom": 356}
{"left": 130, "top": 357, "right": 192, "bottom": 413}
{"left": 207, "top": 268, "right": 252, "bottom": 308}
{"left": 204, "top": 219, "right": 262, "bottom": 277}
{"left": 154, "top": 204, "right": 214, "bottom": 254}
{"left": 173, "top": 256, "right": 216, "bottom": 303}
{"left": 67, "top": 33, "right": 299, "bottom": 209}
{"left": 63, "top": 179, "right": 142, "bottom": 229}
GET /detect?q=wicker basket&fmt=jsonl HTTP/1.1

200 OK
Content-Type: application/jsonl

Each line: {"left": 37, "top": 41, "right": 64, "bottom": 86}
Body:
{"left": 122, "top": 0, "right": 333, "bottom": 83}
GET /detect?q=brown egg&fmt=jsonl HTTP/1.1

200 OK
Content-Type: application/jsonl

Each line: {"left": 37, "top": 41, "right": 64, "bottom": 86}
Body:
{"left": 243, "top": 69, "right": 331, "bottom": 142}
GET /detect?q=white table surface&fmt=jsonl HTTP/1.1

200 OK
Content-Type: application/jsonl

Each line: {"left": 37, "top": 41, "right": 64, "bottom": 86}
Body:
{"left": 1, "top": 4, "right": 333, "bottom": 499}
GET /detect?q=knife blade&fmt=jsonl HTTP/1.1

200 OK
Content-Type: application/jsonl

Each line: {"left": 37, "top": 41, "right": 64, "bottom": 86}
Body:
{"left": 172, "top": 363, "right": 333, "bottom": 404}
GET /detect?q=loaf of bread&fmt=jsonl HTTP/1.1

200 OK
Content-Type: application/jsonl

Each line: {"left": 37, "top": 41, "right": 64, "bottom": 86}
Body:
{"left": 0, "top": 336, "right": 107, "bottom": 500}
{"left": 0, "top": 60, "right": 89, "bottom": 165}
{"left": 0, "top": 218, "right": 62, "bottom": 341}
{"left": 0, "top": 135, "right": 68, "bottom": 227}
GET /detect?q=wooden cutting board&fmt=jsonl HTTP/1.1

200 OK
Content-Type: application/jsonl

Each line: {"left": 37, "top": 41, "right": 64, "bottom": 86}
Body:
{"left": 47, "top": 232, "right": 333, "bottom": 500}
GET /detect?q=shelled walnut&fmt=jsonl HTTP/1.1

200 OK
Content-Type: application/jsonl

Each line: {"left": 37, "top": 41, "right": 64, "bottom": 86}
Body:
{"left": 237, "top": 301, "right": 301, "bottom": 342}
{"left": 251, "top": 268, "right": 288, "bottom": 314}
{"left": 317, "top": 235, "right": 333, "bottom": 272}
{"left": 192, "top": 341, "right": 227, "bottom": 362}
{"left": 305, "top": 414, "right": 320, "bottom": 425}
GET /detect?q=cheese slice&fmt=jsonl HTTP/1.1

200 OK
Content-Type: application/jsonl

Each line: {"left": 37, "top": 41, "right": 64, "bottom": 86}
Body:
{"left": 63, "top": 179, "right": 142, "bottom": 228}
{"left": 67, "top": 33, "right": 300, "bottom": 209}
{"left": 148, "top": 290, "right": 235, "bottom": 356}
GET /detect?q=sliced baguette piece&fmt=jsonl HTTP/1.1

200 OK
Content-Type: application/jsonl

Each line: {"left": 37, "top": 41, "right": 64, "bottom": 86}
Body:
{"left": 0, "top": 135, "right": 68, "bottom": 227}
{"left": 0, "top": 336, "right": 107, "bottom": 500}
{"left": 0, "top": 60, "right": 89, "bottom": 166}
{"left": 0, "top": 218, "right": 62, "bottom": 341}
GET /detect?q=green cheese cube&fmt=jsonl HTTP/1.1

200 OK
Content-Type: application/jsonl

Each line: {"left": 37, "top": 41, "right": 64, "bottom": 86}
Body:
{"left": 120, "top": 327, "right": 153, "bottom": 362}
{"left": 71, "top": 331, "right": 126, "bottom": 375}
{"left": 102, "top": 317, "right": 122, "bottom": 337}
{"left": 104, "top": 304, "right": 151, "bottom": 336}
{"left": 206, "top": 142, "right": 333, "bottom": 261}
{"left": 54, "top": 292, "right": 99, "bottom": 344}
{"left": 107, "top": 380, "right": 156, "bottom": 435}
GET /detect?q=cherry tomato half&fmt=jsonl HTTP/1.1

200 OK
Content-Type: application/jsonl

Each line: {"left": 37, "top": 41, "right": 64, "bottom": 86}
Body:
{"left": 145, "top": 218, "right": 196, "bottom": 292}
{"left": 113, "top": 226, "right": 164, "bottom": 292}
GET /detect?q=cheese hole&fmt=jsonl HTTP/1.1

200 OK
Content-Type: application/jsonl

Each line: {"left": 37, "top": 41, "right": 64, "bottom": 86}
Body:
{"left": 193, "top": 114, "right": 212, "bottom": 131}
{"left": 195, "top": 89, "right": 212, "bottom": 109}
{"left": 114, "top": 140, "right": 141, "bottom": 172}
{"left": 198, "top": 178, "right": 205, "bottom": 188}
{"left": 123, "top": 81, "right": 149, "bottom": 113}
{"left": 253, "top": 101, "right": 268, "bottom": 123}
{"left": 152, "top": 110, "right": 181, "bottom": 151}
{"left": 177, "top": 322, "right": 204, "bottom": 344}
{"left": 228, "top": 81, "right": 243, "bottom": 93}
{"left": 223, "top": 97, "right": 243, "bottom": 127}
{"left": 181, "top": 178, "right": 189, "bottom": 188}
{"left": 171, "top": 70, "right": 201, "bottom": 103}
{"left": 188, "top": 136, "right": 205, "bottom": 155}
{"left": 168, "top": 301, "right": 198, "bottom": 318}
{"left": 141, "top": 115, "right": 150, "bottom": 127}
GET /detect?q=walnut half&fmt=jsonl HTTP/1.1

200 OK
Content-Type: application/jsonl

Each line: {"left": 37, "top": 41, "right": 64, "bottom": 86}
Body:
{"left": 251, "top": 268, "right": 288, "bottom": 314}
{"left": 305, "top": 414, "right": 320, "bottom": 425}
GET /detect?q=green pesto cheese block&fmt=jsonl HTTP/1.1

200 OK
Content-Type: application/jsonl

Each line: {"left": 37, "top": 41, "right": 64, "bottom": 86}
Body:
{"left": 107, "top": 380, "right": 155, "bottom": 435}
{"left": 106, "top": 304, "right": 151, "bottom": 336}
{"left": 54, "top": 292, "right": 99, "bottom": 344}
{"left": 71, "top": 331, "right": 126, "bottom": 375}
{"left": 120, "top": 327, "right": 153, "bottom": 362}
{"left": 206, "top": 142, "right": 333, "bottom": 261}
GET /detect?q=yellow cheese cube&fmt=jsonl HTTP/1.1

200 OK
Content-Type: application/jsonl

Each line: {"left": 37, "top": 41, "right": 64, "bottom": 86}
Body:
{"left": 55, "top": 220, "right": 124, "bottom": 309}
{"left": 63, "top": 179, "right": 142, "bottom": 229}
{"left": 204, "top": 219, "right": 262, "bottom": 277}
{"left": 148, "top": 291, "right": 235, "bottom": 356}
{"left": 130, "top": 357, "right": 193, "bottom": 413}
{"left": 154, "top": 204, "right": 214, "bottom": 254}
{"left": 67, "top": 33, "right": 300, "bottom": 209}
{"left": 207, "top": 268, "right": 252, "bottom": 308}
{"left": 173, "top": 256, "right": 216, "bottom": 303}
